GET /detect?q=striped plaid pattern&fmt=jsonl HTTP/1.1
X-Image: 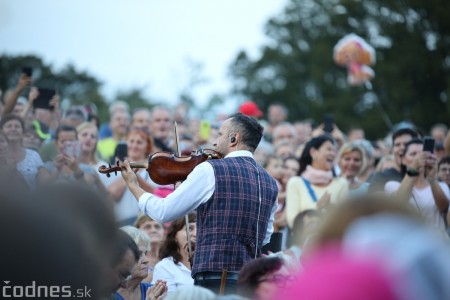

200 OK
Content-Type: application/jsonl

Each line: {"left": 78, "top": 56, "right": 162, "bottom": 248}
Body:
{"left": 192, "top": 156, "right": 278, "bottom": 275}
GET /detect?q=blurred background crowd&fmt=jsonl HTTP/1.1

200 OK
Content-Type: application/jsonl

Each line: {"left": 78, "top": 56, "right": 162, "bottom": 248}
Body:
{"left": 1, "top": 78, "right": 450, "bottom": 299}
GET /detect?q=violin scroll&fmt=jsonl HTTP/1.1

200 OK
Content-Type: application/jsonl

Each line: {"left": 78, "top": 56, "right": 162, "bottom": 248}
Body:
{"left": 98, "top": 160, "right": 124, "bottom": 177}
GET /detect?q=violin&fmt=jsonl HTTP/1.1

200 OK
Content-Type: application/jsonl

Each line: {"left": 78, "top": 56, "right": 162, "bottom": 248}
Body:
{"left": 98, "top": 148, "right": 222, "bottom": 185}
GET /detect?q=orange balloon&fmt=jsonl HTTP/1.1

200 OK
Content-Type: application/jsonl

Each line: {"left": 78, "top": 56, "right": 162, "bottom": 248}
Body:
{"left": 334, "top": 34, "right": 375, "bottom": 66}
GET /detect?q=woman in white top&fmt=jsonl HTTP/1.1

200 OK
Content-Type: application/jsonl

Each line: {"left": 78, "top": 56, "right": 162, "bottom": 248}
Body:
{"left": 105, "top": 127, "right": 156, "bottom": 226}
{"left": 152, "top": 213, "right": 197, "bottom": 293}
{"left": 385, "top": 138, "right": 450, "bottom": 237}
{"left": 0, "top": 114, "right": 46, "bottom": 188}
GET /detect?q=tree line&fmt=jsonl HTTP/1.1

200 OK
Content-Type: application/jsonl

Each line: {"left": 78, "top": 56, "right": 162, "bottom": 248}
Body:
{"left": 229, "top": 0, "right": 450, "bottom": 138}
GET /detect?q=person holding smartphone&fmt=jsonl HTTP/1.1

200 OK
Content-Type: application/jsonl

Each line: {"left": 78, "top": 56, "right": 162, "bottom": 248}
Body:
{"left": 310, "top": 116, "right": 346, "bottom": 149}
{"left": 385, "top": 138, "right": 450, "bottom": 238}
{"left": 40, "top": 125, "right": 96, "bottom": 184}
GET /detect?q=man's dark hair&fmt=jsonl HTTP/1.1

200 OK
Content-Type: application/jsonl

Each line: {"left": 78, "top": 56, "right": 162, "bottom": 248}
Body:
{"left": 392, "top": 128, "right": 418, "bottom": 144}
{"left": 113, "top": 230, "right": 140, "bottom": 265}
{"left": 0, "top": 113, "right": 25, "bottom": 131}
{"left": 438, "top": 156, "right": 450, "bottom": 169}
{"left": 400, "top": 138, "right": 423, "bottom": 176}
{"left": 0, "top": 183, "right": 103, "bottom": 297}
{"left": 55, "top": 124, "right": 77, "bottom": 141}
{"left": 229, "top": 112, "right": 263, "bottom": 152}
{"left": 36, "top": 183, "right": 119, "bottom": 263}
{"left": 237, "top": 256, "right": 284, "bottom": 298}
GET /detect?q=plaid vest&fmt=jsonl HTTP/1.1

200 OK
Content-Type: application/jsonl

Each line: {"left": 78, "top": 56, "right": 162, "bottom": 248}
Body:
{"left": 192, "top": 156, "right": 278, "bottom": 275}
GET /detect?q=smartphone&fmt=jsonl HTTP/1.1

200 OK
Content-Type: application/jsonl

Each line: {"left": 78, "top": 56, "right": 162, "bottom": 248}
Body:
{"left": 33, "top": 88, "right": 56, "bottom": 111}
{"left": 199, "top": 120, "right": 211, "bottom": 141}
{"left": 63, "top": 141, "right": 80, "bottom": 158}
{"left": 115, "top": 142, "right": 128, "bottom": 162}
{"left": 22, "top": 67, "right": 33, "bottom": 77}
{"left": 423, "top": 137, "right": 435, "bottom": 153}
{"left": 323, "top": 114, "right": 334, "bottom": 133}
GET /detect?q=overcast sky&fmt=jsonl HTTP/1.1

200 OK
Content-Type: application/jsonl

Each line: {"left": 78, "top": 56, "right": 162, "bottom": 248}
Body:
{"left": 0, "top": 0, "right": 286, "bottom": 113}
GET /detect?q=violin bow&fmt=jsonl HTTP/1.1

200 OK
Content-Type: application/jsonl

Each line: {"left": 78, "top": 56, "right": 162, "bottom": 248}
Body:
{"left": 174, "top": 122, "right": 193, "bottom": 263}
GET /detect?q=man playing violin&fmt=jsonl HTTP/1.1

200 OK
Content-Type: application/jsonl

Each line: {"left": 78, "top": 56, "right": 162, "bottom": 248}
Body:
{"left": 121, "top": 113, "right": 278, "bottom": 295}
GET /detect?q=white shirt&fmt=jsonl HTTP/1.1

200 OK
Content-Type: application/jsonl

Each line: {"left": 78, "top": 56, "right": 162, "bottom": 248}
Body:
{"left": 138, "top": 150, "right": 277, "bottom": 244}
{"left": 151, "top": 257, "right": 193, "bottom": 293}
{"left": 385, "top": 181, "right": 450, "bottom": 233}
{"left": 16, "top": 148, "right": 44, "bottom": 189}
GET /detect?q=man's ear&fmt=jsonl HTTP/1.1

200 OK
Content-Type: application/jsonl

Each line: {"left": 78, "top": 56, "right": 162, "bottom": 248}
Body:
{"left": 232, "top": 132, "right": 241, "bottom": 145}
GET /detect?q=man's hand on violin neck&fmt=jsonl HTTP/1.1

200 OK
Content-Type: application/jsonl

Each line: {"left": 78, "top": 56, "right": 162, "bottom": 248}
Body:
{"left": 121, "top": 160, "right": 146, "bottom": 201}
{"left": 121, "top": 160, "right": 138, "bottom": 187}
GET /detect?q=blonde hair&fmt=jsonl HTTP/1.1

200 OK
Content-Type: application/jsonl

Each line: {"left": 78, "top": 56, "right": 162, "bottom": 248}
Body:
{"left": 120, "top": 226, "right": 151, "bottom": 251}
{"left": 76, "top": 121, "right": 97, "bottom": 134}
{"left": 76, "top": 122, "right": 100, "bottom": 163}
{"left": 134, "top": 213, "right": 156, "bottom": 229}
{"left": 337, "top": 142, "right": 367, "bottom": 176}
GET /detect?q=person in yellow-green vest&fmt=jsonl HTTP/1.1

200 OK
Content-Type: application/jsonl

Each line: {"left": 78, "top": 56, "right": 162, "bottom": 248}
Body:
{"left": 97, "top": 110, "right": 130, "bottom": 162}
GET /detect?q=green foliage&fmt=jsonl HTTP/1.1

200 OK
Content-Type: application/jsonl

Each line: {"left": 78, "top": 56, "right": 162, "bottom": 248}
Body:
{"left": 229, "top": 0, "right": 450, "bottom": 139}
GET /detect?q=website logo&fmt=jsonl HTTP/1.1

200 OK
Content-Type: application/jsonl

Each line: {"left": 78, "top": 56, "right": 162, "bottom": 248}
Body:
{"left": 2, "top": 281, "right": 91, "bottom": 298}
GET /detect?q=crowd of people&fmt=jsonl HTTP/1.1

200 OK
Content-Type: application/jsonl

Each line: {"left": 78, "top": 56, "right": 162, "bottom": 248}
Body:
{"left": 1, "top": 71, "right": 450, "bottom": 300}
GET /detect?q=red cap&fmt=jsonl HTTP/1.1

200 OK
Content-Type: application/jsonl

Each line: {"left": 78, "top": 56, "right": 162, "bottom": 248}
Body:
{"left": 239, "top": 101, "right": 263, "bottom": 117}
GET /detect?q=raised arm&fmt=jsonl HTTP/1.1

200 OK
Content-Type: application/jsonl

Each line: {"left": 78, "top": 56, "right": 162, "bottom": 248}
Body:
{"left": 395, "top": 153, "right": 425, "bottom": 203}
{"left": 2, "top": 74, "right": 31, "bottom": 115}
{"left": 20, "top": 87, "right": 38, "bottom": 119}
{"left": 426, "top": 155, "right": 450, "bottom": 212}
